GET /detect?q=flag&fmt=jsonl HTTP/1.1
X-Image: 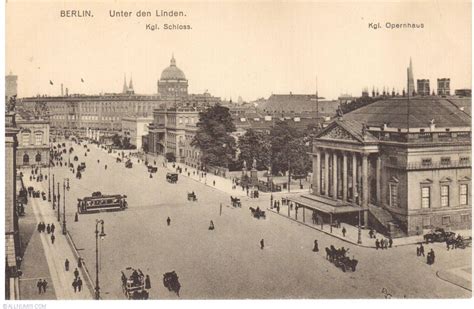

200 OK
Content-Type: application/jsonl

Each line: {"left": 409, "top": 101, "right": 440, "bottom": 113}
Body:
{"left": 49, "top": 80, "right": 54, "bottom": 85}
{"left": 81, "top": 78, "right": 84, "bottom": 82}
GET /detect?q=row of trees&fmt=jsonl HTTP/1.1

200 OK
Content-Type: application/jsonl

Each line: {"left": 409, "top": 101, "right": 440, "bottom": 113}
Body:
{"left": 191, "top": 104, "right": 313, "bottom": 178}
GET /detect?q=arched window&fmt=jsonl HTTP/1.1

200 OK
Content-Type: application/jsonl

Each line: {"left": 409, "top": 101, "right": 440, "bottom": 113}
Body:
{"left": 35, "top": 153, "right": 42, "bottom": 163}
{"left": 23, "top": 154, "right": 29, "bottom": 164}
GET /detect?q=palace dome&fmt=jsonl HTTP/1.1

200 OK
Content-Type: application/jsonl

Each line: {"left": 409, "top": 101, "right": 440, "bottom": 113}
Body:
{"left": 160, "top": 55, "right": 186, "bottom": 81}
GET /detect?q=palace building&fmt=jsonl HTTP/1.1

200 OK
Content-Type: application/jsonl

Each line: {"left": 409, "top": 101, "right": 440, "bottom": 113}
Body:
{"left": 291, "top": 95, "right": 471, "bottom": 237}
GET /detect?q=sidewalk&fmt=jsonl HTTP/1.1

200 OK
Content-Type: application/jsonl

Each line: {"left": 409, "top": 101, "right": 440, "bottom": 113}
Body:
{"left": 268, "top": 203, "right": 428, "bottom": 248}
{"left": 21, "top": 174, "right": 93, "bottom": 300}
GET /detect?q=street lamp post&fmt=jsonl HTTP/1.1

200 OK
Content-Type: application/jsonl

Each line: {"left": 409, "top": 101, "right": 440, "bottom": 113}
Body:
{"left": 357, "top": 209, "right": 362, "bottom": 244}
{"left": 52, "top": 174, "right": 55, "bottom": 209}
{"left": 57, "top": 182, "right": 60, "bottom": 222}
{"left": 48, "top": 165, "right": 51, "bottom": 202}
{"left": 62, "top": 178, "right": 69, "bottom": 235}
{"left": 95, "top": 219, "right": 106, "bottom": 300}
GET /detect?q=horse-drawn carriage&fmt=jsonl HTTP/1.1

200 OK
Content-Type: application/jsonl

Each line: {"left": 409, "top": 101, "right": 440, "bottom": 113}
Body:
{"left": 424, "top": 228, "right": 455, "bottom": 243}
{"left": 325, "top": 246, "right": 358, "bottom": 272}
{"left": 73, "top": 155, "right": 78, "bottom": 161}
{"left": 116, "top": 157, "right": 122, "bottom": 163}
{"left": 166, "top": 173, "right": 178, "bottom": 183}
{"left": 249, "top": 207, "right": 266, "bottom": 219}
{"left": 446, "top": 234, "right": 472, "bottom": 249}
{"left": 125, "top": 160, "right": 133, "bottom": 168}
{"left": 147, "top": 165, "right": 158, "bottom": 173}
{"left": 163, "top": 271, "right": 181, "bottom": 297}
{"left": 187, "top": 192, "right": 197, "bottom": 202}
{"left": 230, "top": 196, "right": 241, "bottom": 207}
{"left": 121, "top": 267, "right": 149, "bottom": 300}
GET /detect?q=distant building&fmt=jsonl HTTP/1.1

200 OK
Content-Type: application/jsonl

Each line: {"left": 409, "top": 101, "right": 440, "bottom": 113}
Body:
{"left": 157, "top": 55, "right": 188, "bottom": 98}
{"left": 291, "top": 96, "right": 471, "bottom": 237}
{"left": 121, "top": 116, "right": 153, "bottom": 150}
{"left": 257, "top": 93, "right": 339, "bottom": 116}
{"left": 15, "top": 112, "right": 50, "bottom": 167}
{"left": 437, "top": 78, "right": 451, "bottom": 96}
{"left": 417, "top": 79, "right": 430, "bottom": 96}
{"left": 455, "top": 89, "right": 471, "bottom": 97}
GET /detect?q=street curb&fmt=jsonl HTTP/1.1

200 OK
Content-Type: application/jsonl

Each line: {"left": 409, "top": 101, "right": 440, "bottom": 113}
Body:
{"left": 64, "top": 231, "right": 95, "bottom": 298}
{"left": 436, "top": 269, "right": 472, "bottom": 292}
{"left": 267, "top": 208, "right": 376, "bottom": 248}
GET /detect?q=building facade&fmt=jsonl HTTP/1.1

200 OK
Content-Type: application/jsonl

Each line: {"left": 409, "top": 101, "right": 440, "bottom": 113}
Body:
{"left": 417, "top": 79, "right": 430, "bottom": 96}
{"left": 5, "top": 73, "right": 18, "bottom": 101}
{"left": 291, "top": 96, "right": 471, "bottom": 237}
{"left": 438, "top": 78, "right": 451, "bottom": 96}
{"left": 15, "top": 114, "right": 50, "bottom": 167}
{"left": 121, "top": 116, "right": 153, "bottom": 149}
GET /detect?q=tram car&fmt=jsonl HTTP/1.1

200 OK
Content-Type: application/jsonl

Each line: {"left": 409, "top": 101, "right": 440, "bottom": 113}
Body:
{"left": 77, "top": 192, "right": 128, "bottom": 214}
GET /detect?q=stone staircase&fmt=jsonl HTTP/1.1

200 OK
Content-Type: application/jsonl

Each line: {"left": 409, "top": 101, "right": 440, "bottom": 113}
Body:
{"left": 368, "top": 204, "right": 406, "bottom": 238}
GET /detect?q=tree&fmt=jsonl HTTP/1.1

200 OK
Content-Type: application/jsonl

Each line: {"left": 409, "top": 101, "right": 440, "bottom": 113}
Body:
{"left": 112, "top": 134, "right": 122, "bottom": 148}
{"left": 238, "top": 129, "right": 271, "bottom": 170}
{"left": 191, "top": 104, "right": 236, "bottom": 168}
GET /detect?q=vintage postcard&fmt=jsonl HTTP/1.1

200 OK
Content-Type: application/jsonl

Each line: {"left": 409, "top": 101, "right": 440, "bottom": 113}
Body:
{"left": 2, "top": 0, "right": 472, "bottom": 303}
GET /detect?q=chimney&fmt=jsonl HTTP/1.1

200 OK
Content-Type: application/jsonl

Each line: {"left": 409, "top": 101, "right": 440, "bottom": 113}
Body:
{"left": 61, "top": 84, "right": 64, "bottom": 96}
{"left": 66, "top": 88, "right": 69, "bottom": 96}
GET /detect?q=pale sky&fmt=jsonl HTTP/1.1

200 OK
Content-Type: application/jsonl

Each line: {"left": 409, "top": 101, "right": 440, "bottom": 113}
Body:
{"left": 5, "top": 0, "right": 472, "bottom": 101}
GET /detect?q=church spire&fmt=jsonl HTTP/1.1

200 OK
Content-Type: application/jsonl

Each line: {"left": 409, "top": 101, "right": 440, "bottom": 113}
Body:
{"left": 122, "top": 74, "right": 127, "bottom": 94}
{"left": 129, "top": 74, "right": 134, "bottom": 90}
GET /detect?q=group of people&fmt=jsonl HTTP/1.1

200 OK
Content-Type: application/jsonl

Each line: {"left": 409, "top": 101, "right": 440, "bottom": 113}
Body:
{"left": 37, "top": 222, "right": 55, "bottom": 234}
{"left": 416, "top": 243, "right": 436, "bottom": 264}
{"left": 36, "top": 279, "right": 48, "bottom": 294}
{"left": 375, "top": 237, "right": 393, "bottom": 249}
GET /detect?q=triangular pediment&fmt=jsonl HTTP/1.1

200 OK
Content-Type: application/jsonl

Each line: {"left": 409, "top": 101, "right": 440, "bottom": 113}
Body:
{"left": 458, "top": 176, "right": 471, "bottom": 182}
{"left": 317, "top": 123, "right": 361, "bottom": 142}
{"left": 439, "top": 177, "right": 452, "bottom": 183}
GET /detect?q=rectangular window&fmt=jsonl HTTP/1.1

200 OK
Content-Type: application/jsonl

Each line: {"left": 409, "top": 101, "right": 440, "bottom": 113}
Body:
{"left": 389, "top": 184, "right": 398, "bottom": 207}
{"left": 461, "top": 214, "right": 470, "bottom": 223}
{"left": 460, "top": 157, "right": 470, "bottom": 165}
{"left": 35, "top": 133, "right": 42, "bottom": 146}
{"left": 22, "top": 133, "right": 30, "bottom": 146}
{"left": 442, "top": 216, "right": 451, "bottom": 225}
{"left": 421, "top": 187, "right": 430, "bottom": 208}
{"left": 422, "top": 217, "right": 431, "bottom": 228}
{"left": 421, "top": 158, "right": 432, "bottom": 167}
{"left": 440, "top": 157, "right": 451, "bottom": 166}
{"left": 441, "top": 185, "right": 449, "bottom": 207}
{"left": 460, "top": 184, "right": 468, "bottom": 205}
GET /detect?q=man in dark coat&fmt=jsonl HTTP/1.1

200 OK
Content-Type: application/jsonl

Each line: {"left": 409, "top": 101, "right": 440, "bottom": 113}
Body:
{"left": 51, "top": 234, "right": 55, "bottom": 244}
{"left": 42, "top": 279, "right": 48, "bottom": 293}
{"left": 375, "top": 239, "right": 380, "bottom": 250}
{"left": 260, "top": 238, "right": 265, "bottom": 249}
{"left": 145, "top": 275, "right": 151, "bottom": 289}
{"left": 51, "top": 223, "right": 55, "bottom": 234}
{"left": 388, "top": 237, "right": 393, "bottom": 248}
{"left": 313, "top": 240, "right": 319, "bottom": 252}
{"left": 77, "top": 277, "right": 83, "bottom": 292}
{"left": 74, "top": 268, "right": 79, "bottom": 279}
{"left": 419, "top": 243, "right": 425, "bottom": 257}
{"left": 37, "top": 279, "right": 43, "bottom": 294}
{"left": 46, "top": 224, "right": 51, "bottom": 234}
{"left": 72, "top": 279, "right": 77, "bottom": 293}
{"left": 167, "top": 217, "right": 171, "bottom": 226}
{"left": 65, "top": 259, "right": 70, "bottom": 271}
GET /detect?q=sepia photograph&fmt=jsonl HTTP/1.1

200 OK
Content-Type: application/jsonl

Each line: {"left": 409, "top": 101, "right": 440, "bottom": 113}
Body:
{"left": 2, "top": 0, "right": 472, "bottom": 303}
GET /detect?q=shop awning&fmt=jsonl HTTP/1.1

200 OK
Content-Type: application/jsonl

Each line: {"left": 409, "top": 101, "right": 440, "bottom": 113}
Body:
{"left": 288, "top": 194, "right": 363, "bottom": 215}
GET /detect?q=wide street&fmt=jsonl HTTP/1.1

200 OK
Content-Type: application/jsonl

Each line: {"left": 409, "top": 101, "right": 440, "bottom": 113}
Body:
{"left": 30, "top": 140, "right": 471, "bottom": 299}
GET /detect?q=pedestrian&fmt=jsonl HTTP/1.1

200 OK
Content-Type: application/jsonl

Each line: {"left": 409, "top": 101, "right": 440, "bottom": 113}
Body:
{"left": 369, "top": 229, "right": 374, "bottom": 239}
{"left": 51, "top": 223, "right": 55, "bottom": 234}
{"left": 105, "top": 165, "right": 107, "bottom": 170}
{"left": 37, "top": 222, "right": 42, "bottom": 233}
{"left": 446, "top": 239, "right": 450, "bottom": 251}
{"left": 42, "top": 279, "right": 48, "bottom": 293}
{"left": 51, "top": 233, "right": 55, "bottom": 244}
{"left": 167, "top": 217, "right": 171, "bottom": 226}
{"left": 429, "top": 249, "right": 435, "bottom": 264}
{"left": 77, "top": 277, "right": 83, "bottom": 292}
{"left": 416, "top": 246, "right": 420, "bottom": 256}
{"left": 74, "top": 268, "right": 79, "bottom": 279}
{"left": 78, "top": 257, "right": 83, "bottom": 268}
{"left": 213, "top": 180, "right": 216, "bottom": 186}
{"left": 260, "top": 238, "right": 265, "bottom": 249}
{"left": 342, "top": 227, "right": 346, "bottom": 237}
{"left": 276, "top": 204, "right": 280, "bottom": 213}
{"left": 72, "top": 278, "right": 77, "bottom": 293}
{"left": 46, "top": 224, "right": 51, "bottom": 234}
{"left": 145, "top": 274, "right": 151, "bottom": 289}
{"left": 65, "top": 258, "right": 70, "bottom": 271}
{"left": 419, "top": 243, "right": 425, "bottom": 257}
{"left": 208, "top": 220, "right": 215, "bottom": 230}
{"left": 388, "top": 237, "right": 393, "bottom": 248}
{"left": 37, "top": 279, "right": 43, "bottom": 294}
{"left": 313, "top": 240, "right": 319, "bottom": 252}
{"left": 75, "top": 212, "right": 79, "bottom": 222}
{"left": 375, "top": 239, "right": 380, "bottom": 250}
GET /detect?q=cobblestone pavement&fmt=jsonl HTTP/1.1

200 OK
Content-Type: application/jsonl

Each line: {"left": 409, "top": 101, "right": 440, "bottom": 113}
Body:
{"left": 41, "top": 141, "right": 471, "bottom": 299}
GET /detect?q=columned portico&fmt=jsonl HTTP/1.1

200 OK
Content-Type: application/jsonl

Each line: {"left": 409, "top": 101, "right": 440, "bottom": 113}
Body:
{"left": 342, "top": 152, "right": 347, "bottom": 202}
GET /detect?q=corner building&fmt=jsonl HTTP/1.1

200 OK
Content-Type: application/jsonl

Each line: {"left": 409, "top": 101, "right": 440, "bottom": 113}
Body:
{"left": 299, "top": 96, "right": 471, "bottom": 237}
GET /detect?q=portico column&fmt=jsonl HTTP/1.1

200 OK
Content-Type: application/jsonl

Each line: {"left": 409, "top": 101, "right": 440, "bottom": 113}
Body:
{"left": 313, "top": 149, "right": 320, "bottom": 195}
{"left": 352, "top": 154, "right": 357, "bottom": 202}
{"left": 362, "top": 153, "right": 369, "bottom": 226}
{"left": 324, "top": 151, "right": 329, "bottom": 196}
{"left": 376, "top": 156, "right": 382, "bottom": 205}
{"left": 342, "top": 152, "right": 348, "bottom": 202}
{"left": 332, "top": 152, "right": 338, "bottom": 199}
